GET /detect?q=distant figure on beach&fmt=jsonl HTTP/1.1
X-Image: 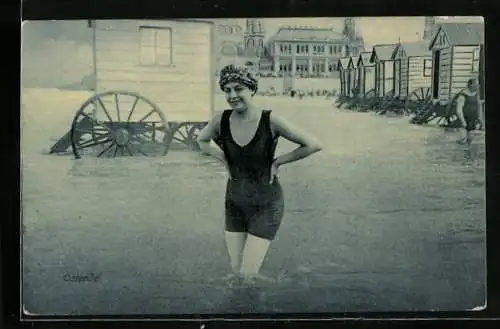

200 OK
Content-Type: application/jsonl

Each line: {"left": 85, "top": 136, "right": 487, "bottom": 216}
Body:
{"left": 197, "top": 65, "right": 322, "bottom": 285}
{"left": 455, "top": 78, "right": 484, "bottom": 144}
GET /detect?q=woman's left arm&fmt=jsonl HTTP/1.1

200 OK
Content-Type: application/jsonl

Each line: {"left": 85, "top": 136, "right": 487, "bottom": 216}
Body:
{"left": 271, "top": 113, "right": 323, "bottom": 168}
{"left": 477, "top": 94, "right": 485, "bottom": 129}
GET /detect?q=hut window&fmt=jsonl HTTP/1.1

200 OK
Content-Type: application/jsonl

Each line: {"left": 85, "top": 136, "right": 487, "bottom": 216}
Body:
{"left": 423, "top": 59, "right": 432, "bottom": 77}
{"left": 139, "top": 26, "right": 172, "bottom": 66}
{"left": 472, "top": 48, "right": 480, "bottom": 72}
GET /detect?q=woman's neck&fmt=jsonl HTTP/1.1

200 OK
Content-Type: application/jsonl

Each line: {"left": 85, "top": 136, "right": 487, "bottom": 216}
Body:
{"left": 233, "top": 104, "right": 260, "bottom": 121}
{"left": 464, "top": 88, "right": 477, "bottom": 96}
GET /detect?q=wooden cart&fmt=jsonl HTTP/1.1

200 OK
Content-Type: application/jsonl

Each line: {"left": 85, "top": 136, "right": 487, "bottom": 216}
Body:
{"left": 50, "top": 19, "right": 216, "bottom": 158}
{"left": 410, "top": 22, "right": 484, "bottom": 127}
{"left": 391, "top": 40, "right": 433, "bottom": 115}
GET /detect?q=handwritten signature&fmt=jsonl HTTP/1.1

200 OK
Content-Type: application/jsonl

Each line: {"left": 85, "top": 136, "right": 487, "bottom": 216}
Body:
{"left": 63, "top": 272, "right": 101, "bottom": 283}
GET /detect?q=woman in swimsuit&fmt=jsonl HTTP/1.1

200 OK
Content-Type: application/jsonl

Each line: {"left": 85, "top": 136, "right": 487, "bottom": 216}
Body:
{"left": 455, "top": 78, "right": 484, "bottom": 144}
{"left": 197, "top": 65, "right": 322, "bottom": 285}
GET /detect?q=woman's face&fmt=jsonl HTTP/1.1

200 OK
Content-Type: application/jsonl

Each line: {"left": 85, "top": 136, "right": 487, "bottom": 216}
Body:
{"left": 468, "top": 79, "right": 479, "bottom": 92}
{"left": 223, "top": 82, "right": 254, "bottom": 113}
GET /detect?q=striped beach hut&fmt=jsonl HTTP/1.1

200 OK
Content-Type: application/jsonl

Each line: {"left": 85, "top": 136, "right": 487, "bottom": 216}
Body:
{"left": 369, "top": 44, "right": 399, "bottom": 97}
{"left": 347, "top": 56, "right": 359, "bottom": 96}
{"left": 393, "top": 40, "right": 433, "bottom": 104}
{"left": 428, "top": 22, "right": 485, "bottom": 103}
{"left": 356, "top": 52, "right": 376, "bottom": 96}
{"left": 337, "top": 57, "right": 351, "bottom": 97}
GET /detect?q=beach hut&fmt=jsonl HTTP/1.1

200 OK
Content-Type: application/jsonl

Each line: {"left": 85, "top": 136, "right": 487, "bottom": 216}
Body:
{"left": 369, "top": 44, "right": 399, "bottom": 97}
{"left": 428, "top": 22, "right": 484, "bottom": 103}
{"left": 337, "top": 57, "right": 351, "bottom": 97}
{"left": 356, "top": 52, "right": 376, "bottom": 96}
{"left": 392, "top": 40, "right": 433, "bottom": 113}
{"left": 411, "top": 22, "right": 484, "bottom": 126}
{"left": 347, "top": 56, "right": 359, "bottom": 96}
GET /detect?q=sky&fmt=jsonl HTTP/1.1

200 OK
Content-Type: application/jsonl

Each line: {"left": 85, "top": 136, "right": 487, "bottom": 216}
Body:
{"left": 211, "top": 17, "right": 426, "bottom": 49}
{"left": 210, "top": 16, "right": 484, "bottom": 50}
{"left": 21, "top": 16, "right": 484, "bottom": 88}
{"left": 270, "top": 16, "right": 482, "bottom": 47}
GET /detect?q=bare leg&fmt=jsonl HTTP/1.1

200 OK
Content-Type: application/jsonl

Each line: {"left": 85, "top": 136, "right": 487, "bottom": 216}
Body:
{"left": 466, "top": 130, "right": 473, "bottom": 144}
{"left": 457, "top": 128, "right": 468, "bottom": 144}
{"left": 239, "top": 234, "right": 272, "bottom": 278}
{"left": 224, "top": 231, "right": 247, "bottom": 273}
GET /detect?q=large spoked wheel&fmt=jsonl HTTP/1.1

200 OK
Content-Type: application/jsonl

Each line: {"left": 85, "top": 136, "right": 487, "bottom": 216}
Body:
{"left": 70, "top": 91, "right": 171, "bottom": 159}
{"left": 437, "top": 89, "right": 467, "bottom": 128}
{"left": 165, "top": 122, "right": 208, "bottom": 151}
{"left": 405, "top": 87, "right": 432, "bottom": 115}
{"left": 443, "top": 104, "right": 460, "bottom": 128}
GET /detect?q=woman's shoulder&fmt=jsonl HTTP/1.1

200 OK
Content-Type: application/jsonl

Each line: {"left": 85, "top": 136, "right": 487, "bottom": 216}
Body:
{"left": 212, "top": 109, "right": 232, "bottom": 121}
{"left": 265, "top": 109, "right": 284, "bottom": 125}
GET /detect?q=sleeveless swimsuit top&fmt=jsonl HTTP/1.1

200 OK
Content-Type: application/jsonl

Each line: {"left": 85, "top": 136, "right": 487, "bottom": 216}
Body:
{"left": 458, "top": 92, "right": 479, "bottom": 117}
{"left": 215, "top": 109, "right": 282, "bottom": 204}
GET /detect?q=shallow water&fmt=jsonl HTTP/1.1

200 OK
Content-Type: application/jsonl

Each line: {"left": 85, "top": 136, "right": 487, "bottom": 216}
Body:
{"left": 21, "top": 94, "right": 486, "bottom": 315}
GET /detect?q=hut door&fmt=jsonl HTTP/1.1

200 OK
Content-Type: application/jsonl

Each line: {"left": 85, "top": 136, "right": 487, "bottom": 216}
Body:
{"left": 346, "top": 70, "right": 351, "bottom": 96}
{"left": 393, "top": 60, "right": 401, "bottom": 97}
{"left": 358, "top": 68, "right": 364, "bottom": 95}
{"left": 340, "top": 70, "right": 344, "bottom": 96}
{"left": 432, "top": 50, "right": 440, "bottom": 99}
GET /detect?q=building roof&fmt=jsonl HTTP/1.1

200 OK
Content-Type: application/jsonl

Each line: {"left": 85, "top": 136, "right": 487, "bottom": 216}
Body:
{"left": 429, "top": 23, "right": 484, "bottom": 49}
{"left": 357, "top": 52, "right": 374, "bottom": 66}
{"left": 269, "top": 26, "right": 346, "bottom": 43}
{"left": 398, "top": 40, "right": 432, "bottom": 58}
{"left": 370, "top": 44, "right": 398, "bottom": 62}
{"left": 337, "top": 57, "right": 351, "bottom": 70}
{"left": 348, "top": 56, "right": 358, "bottom": 68}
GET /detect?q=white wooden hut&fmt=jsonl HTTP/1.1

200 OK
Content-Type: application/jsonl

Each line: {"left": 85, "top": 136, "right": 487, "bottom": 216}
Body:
{"left": 347, "top": 56, "right": 359, "bottom": 96}
{"left": 356, "top": 52, "right": 376, "bottom": 96}
{"left": 369, "top": 44, "right": 399, "bottom": 97}
{"left": 90, "top": 19, "right": 215, "bottom": 122}
{"left": 428, "top": 22, "right": 484, "bottom": 103}
{"left": 337, "top": 57, "right": 351, "bottom": 97}
{"left": 393, "top": 40, "right": 433, "bottom": 99}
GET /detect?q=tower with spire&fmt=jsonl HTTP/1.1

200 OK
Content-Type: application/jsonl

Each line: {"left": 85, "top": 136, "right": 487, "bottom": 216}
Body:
{"left": 342, "top": 17, "right": 364, "bottom": 57}
{"left": 244, "top": 19, "right": 265, "bottom": 57}
{"left": 342, "top": 17, "right": 356, "bottom": 40}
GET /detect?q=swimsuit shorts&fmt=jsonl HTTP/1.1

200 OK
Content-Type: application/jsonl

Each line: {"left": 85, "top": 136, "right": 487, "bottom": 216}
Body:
{"left": 224, "top": 178, "right": 284, "bottom": 241}
{"left": 464, "top": 112, "right": 479, "bottom": 132}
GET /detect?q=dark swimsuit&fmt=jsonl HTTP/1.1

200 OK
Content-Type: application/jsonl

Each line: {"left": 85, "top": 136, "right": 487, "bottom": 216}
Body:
{"left": 214, "top": 109, "right": 284, "bottom": 240}
{"left": 458, "top": 92, "right": 480, "bottom": 131}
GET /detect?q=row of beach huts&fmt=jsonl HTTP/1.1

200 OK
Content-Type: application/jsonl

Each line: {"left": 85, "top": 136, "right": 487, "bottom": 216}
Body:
{"left": 335, "top": 22, "right": 484, "bottom": 127}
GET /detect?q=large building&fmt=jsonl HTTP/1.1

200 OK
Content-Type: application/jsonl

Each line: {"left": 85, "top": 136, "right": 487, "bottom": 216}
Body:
{"left": 213, "top": 18, "right": 364, "bottom": 77}
{"left": 267, "top": 18, "right": 364, "bottom": 77}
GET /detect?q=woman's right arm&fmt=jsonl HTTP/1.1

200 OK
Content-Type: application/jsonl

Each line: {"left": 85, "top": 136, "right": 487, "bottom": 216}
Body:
{"left": 197, "top": 113, "right": 227, "bottom": 165}
{"left": 455, "top": 95, "right": 466, "bottom": 128}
